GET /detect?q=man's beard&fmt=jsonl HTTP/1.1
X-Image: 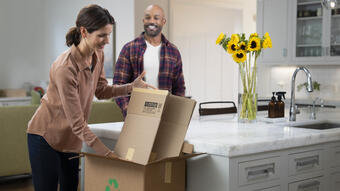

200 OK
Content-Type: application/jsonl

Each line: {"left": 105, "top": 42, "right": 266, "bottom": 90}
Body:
{"left": 144, "top": 23, "right": 162, "bottom": 37}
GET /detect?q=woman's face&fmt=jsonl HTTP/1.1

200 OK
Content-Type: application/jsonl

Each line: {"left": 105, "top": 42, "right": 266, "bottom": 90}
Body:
{"left": 84, "top": 24, "right": 112, "bottom": 51}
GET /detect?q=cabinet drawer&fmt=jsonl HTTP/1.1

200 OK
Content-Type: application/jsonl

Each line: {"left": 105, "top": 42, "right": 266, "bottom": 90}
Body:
{"left": 255, "top": 185, "right": 281, "bottom": 191}
{"left": 331, "top": 173, "right": 340, "bottom": 191}
{"left": 288, "top": 176, "right": 324, "bottom": 191}
{"left": 0, "top": 100, "right": 31, "bottom": 106}
{"left": 288, "top": 149, "right": 324, "bottom": 176}
{"left": 331, "top": 146, "right": 340, "bottom": 167}
{"left": 238, "top": 156, "right": 281, "bottom": 186}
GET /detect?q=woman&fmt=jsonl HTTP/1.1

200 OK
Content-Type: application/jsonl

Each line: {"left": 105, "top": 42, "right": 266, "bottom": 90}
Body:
{"left": 27, "top": 4, "right": 154, "bottom": 191}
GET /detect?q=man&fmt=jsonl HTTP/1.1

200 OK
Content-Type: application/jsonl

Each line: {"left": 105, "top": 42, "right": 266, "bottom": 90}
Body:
{"left": 113, "top": 4, "right": 185, "bottom": 117}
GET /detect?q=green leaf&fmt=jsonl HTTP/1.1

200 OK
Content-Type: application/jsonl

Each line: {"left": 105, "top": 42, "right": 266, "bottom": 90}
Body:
{"left": 297, "top": 81, "right": 320, "bottom": 92}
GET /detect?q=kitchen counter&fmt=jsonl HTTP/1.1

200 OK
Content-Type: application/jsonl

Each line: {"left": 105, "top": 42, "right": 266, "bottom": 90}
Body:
{"left": 88, "top": 107, "right": 340, "bottom": 157}
{"left": 86, "top": 108, "right": 340, "bottom": 191}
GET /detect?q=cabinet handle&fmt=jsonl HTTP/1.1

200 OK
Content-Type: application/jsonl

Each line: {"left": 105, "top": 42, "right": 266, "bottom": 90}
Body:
{"left": 322, "top": 47, "right": 325, "bottom": 56}
{"left": 326, "top": 47, "right": 330, "bottom": 56}
{"left": 283, "top": 48, "right": 287, "bottom": 57}
{"left": 295, "top": 155, "right": 319, "bottom": 170}
{"left": 246, "top": 163, "right": 275, "bottom": 180}
{"left": 297, "top": 180, "right": 320, "bottom": 190}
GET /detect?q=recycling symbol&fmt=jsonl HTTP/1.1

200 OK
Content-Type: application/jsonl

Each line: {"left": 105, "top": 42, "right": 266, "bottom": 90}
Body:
{"left": 105, "top": 178, "right": 120, "bottom": 191}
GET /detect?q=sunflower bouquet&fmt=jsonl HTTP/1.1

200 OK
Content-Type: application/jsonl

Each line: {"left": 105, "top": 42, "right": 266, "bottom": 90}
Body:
{"left": 216, "top": 32, "right": 272, "bottom": 121}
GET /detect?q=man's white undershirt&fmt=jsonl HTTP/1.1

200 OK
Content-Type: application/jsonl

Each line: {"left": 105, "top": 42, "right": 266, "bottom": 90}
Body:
{"left": 143, "top": 40, "right": 161, "bottom": 88}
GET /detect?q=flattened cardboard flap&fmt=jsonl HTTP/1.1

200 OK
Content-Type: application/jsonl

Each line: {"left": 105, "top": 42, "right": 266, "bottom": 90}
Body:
{"left": 151, "top": 95, "right": 196, "bottom": 161}
{"left": 114, "top": 114, "right": 161, "bottom": 165}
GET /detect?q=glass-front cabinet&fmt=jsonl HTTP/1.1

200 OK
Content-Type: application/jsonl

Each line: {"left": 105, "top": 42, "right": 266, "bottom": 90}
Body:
{"left": 257, "top": 0, "right": 340, "bottom": 65}
{"left": 293, "top": 0, "right": 340, "bottom": 63}
{"left": 295, "top": 0, "right": 323, "bottom": 57}
{"left": 330, "top": 7, "right": 340, "bottom": 56}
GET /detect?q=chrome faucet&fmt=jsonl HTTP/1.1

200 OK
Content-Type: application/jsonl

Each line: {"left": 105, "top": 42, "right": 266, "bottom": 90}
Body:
{"left": 289, "top": 67, "right": 313, "bottom": 121}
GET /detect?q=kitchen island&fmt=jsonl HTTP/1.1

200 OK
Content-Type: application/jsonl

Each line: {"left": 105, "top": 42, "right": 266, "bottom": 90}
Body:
{"left": 82, "top": 108, "right": 340, "bottom": 191}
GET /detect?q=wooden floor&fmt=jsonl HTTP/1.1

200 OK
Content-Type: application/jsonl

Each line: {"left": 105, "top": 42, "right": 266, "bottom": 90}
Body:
{"left": 0, "top": 177, "right": 34, "bottom": 191}
{"left": 0, "top": 176, "right": 81, "bottom": 191}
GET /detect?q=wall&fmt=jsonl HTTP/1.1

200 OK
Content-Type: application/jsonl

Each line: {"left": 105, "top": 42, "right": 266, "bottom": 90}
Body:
{"left": 257, "top": 65, "right": 340, "bottom": 103}
{"left": 0, "top": 0, "right": 257, "bottom": 107}
{"left": 0, "top": 0, "right": 134, "bottom": 90}
{"left": 0, "top": 0, "right": 47, "bottom": 90}
{"left": 169, "top": 0, "right": 256, "bottom": 105}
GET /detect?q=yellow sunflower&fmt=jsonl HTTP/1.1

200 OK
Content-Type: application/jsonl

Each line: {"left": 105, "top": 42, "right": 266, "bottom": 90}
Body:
{"left": 227, "top": 41, "right": 238, "bottom": 54}
{"left": 216, "top": 32, "right": 225, "bottom": 45}
{"left": 250, "top": 33, "right": 258, "bottom": 38}
{"left": 238, "top": 41, "right": 247, "bottom": 52}
{"left": 262, "top": 32, "right": 272, "bottom": 49}
{"left": 231, "top": 34, "right": 240, "bottom": 43}
{"left": 232, "top": 50, "right": 247, "bottom": 63}
{"left": 248, "top": 37, "right": 261, "bottom": 51}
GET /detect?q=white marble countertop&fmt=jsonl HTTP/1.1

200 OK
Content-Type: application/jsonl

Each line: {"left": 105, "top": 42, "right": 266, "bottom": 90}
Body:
{"left": 89, "top": 108, "right": 340, "bottom": 158}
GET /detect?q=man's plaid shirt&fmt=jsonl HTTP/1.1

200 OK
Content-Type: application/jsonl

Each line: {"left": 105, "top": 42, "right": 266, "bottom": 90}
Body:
{"left": 113, "top": 33, "right": 185, "bottom": 117}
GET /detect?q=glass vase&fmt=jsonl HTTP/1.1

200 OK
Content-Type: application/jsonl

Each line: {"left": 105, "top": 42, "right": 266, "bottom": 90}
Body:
{"left": 237, "top": 58, "right": 258, "bottom": 123}
{"left": 238, "top": 92, "right": 257, "bottom": 122}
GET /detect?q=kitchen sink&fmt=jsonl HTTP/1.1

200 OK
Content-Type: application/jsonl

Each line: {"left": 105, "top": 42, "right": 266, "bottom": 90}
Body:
{"left": 291, "top": 122, "right": 340, "bottom": 130}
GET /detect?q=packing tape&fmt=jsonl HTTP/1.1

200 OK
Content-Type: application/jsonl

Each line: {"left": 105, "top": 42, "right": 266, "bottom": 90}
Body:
{"left": 164, "top": 162, "right": 172, "bottom": 184}
{"left": 149, "top": 152, "right": 157, "bottom": 162}
{"left": 181, "top": 142, "right": 194, "bottom": 154}
{"left": 125, "top": 148, "right": 135, "bottom": 161}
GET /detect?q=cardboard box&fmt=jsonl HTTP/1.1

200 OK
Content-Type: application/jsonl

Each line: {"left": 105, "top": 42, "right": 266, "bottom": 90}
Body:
{"left": 84, "top": 88, "right": 197, "bottom": 191}
{"left": 84, "top": 153, "right": 200, "bottom": 191}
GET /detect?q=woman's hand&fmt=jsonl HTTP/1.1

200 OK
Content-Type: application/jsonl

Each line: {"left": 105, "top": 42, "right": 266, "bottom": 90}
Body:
{"left": 106, "top": 151, "right": 119, "bottom": 159}
{"left": 131, "top": 71, "right": 157, "bottom": 90}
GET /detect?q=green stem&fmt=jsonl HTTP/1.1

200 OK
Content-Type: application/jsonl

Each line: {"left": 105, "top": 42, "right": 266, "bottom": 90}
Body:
{"left": 239, "top": 63, "right": 247, "bottom": 93}
{"left": 239, "top": 52, "right": 258, "bottom": 121}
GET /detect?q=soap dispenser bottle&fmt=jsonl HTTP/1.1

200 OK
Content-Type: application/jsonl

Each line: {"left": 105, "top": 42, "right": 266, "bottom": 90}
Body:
{"left": 268, "top": 92, "right": 277, "bottom": 118}
{"left": 276, "top": 92, "right": 286, "bottom": 118}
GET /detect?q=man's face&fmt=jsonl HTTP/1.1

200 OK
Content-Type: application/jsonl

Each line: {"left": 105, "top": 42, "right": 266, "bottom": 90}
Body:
{"left": 143, "top": 6, "right": 165, "bottom": 37}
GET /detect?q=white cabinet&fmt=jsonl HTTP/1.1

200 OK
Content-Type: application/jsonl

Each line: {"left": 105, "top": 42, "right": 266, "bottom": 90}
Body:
{"left": 330, "top": 173, "right": 340, "bottom": 191}
{"left": 187, "top": 141, "right": 340, "bottom": 191}
{"left": 257, "top": 0, "right": 340, "bottom": 65}
{"left": 257, "top": 0, "right": 289, "bottom": 64}
{"left": 292, "top": 0, "right": 340, "bottom": 64}
{"left": 288, "top": 149, "right": 324, "bottom": 176}
{"left": 0, "top": 97, "right": 31, "bottom": 106}
{"left": 292, "top": 0, "right": 325, "bottom": 62}
{"left": 258, "top": 186, "right": 281, "bottom": 191}
{"left": 238, "top": 156, "right": 281, "bottom": 186}
{"left": 288, "top": 176, "right": 325, "bottom": 191}
{"left": 330, "top": 145, "right": 340, "bottom": 167}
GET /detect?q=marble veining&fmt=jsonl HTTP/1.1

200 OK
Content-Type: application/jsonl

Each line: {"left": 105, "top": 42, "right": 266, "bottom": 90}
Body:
{"left": 88, "top": 110, "right": 340, "bottom": 157}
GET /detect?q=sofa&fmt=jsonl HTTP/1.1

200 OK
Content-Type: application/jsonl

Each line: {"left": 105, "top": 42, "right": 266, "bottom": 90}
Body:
{"left": 0, "top": 101, "right": 123, "bottom": 177}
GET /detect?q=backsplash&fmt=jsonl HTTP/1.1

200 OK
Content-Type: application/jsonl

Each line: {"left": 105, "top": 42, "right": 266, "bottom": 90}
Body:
{"left": 257, "top": 65, "right": 340, "bottom": 103}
